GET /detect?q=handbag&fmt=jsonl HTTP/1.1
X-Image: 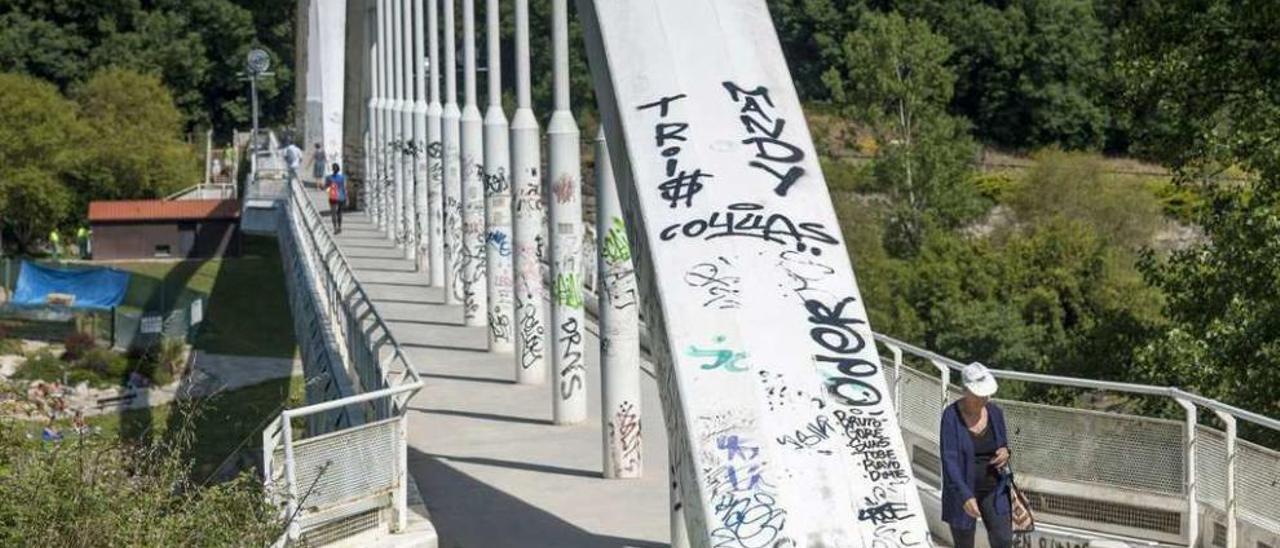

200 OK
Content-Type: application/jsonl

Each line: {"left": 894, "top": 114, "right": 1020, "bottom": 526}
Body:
{"left": 1005, "top": 466, "right": 1037, "bottom": 534}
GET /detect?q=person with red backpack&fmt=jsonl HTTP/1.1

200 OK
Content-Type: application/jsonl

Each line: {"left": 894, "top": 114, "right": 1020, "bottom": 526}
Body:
{"left": 322, "top": 163, "right": 347, "bottom": 233}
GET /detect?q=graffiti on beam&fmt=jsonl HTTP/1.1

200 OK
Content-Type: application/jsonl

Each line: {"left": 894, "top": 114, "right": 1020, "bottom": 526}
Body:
{"left": 636, "top": 93, "right": 714, "bottom": 208}
{"left": 723, "top": 81, "right": 806, "bottom": 197}
{"left": 659, "top": 202, "right": 837, "bottom": 256}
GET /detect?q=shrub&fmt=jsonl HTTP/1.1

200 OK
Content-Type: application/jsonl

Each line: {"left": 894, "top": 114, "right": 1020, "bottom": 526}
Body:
{"left": 62, "top": 331, "right": 97, "bottom": 362}
{"left": 0, "top": 338, "right": 21, "bottom": 356}
{"left": 129, "top": 338, "right": 186, "bottom": 386}
{"left": 970, "top": 171, "right": 1021, "bottom": 203}
{"left": 76, "top": 347, "right": 130, "bottom": 383}
{"left": 13, "top": 350, "right": 67, "bottom": 384}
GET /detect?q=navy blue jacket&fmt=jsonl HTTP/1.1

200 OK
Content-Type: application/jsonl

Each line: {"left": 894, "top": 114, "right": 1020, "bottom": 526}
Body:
{"left": 940, "top": 401, "right": 1011, "bottom": 529}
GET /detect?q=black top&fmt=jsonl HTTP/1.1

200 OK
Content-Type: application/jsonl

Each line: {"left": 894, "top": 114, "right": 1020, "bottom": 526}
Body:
{"left": 970, "top": 424, "right": 999, "bottom": 497}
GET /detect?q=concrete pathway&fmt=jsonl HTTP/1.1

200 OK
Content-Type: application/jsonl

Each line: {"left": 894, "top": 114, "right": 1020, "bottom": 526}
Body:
{"left": 324, "top": 198, "right": 672, "bottom": 548}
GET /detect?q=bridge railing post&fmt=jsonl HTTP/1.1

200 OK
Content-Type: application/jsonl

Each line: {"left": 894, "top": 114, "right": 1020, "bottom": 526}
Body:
{"left": 426, "top": 0, "right": 444, "bottom": 286}
{"left": 441, "top": 0, "right": 464, "bottom": 306}
{"left": 1213, "top": 409, "right": 1238, "bottom": 548}
{"left": 1175, "top": 397, "right": 1200, "bottom": 546}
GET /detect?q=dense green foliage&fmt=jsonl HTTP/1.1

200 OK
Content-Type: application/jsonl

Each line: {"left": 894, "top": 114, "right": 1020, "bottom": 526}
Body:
{"left": 0, "top": 70, "right": 196, "bottom": 251}
{"left": 817, "top": 0, "right": 1280, "bottom": 436}
{"left": 0, "top": 384, "right": 283, "bottom": 546}
{"left": 0, "top": 0, "right": 294, "bottom": 134}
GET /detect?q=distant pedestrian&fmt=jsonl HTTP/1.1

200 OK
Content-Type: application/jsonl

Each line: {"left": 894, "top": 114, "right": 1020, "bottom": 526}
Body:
{"left": 282, "top": 142, "right": 303, "bottom": 184}
{"left": 49, "top": 230, "right": 62, "bottom": 260}
{"left": 312, "top": 143, "right": 327, "bottom": 182}
{"left": 941, "top": 362, "right": 1013, "bottom": 548}
{"left": 323, "top": 163, "right": 347, "bottom": 233}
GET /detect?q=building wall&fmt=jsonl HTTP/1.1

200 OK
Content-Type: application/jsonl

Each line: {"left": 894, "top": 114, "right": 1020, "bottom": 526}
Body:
{"left": 91, "top": 221, "right": 241, "bottom": 260}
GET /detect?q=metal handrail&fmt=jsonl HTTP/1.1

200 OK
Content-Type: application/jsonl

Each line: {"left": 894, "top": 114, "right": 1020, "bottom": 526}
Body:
{"left": 874, "top": 333, "right": 1279, "bottom": 432}
{"left": 285, "top": 176, "right": 422, "bottom": 389}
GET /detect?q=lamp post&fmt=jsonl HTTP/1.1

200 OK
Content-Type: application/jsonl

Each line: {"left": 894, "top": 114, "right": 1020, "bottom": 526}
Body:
{"left": 244, "top": 48, "right": 272, "bottom": 175}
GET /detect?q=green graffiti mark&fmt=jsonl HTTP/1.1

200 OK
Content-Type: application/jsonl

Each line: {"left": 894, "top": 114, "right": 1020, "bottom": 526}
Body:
{"left": 602, "top": 216, "right": 632, "bottom": 264}
{"left": 685, "top": 335, "right": 748, "bottom": 372}
{"left": 553, "top": 273, "right": 583, "bottom": 309}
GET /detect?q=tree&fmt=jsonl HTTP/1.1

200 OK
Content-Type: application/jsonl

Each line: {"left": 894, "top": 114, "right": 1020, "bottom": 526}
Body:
{"left": 0, "top": 73, "right": 81, "bottom": 251}
{"left": 67, "top": 68, "right": 198, "bottom": 212}
{"left": 895, "top": 0, "right": 1108, "bottom": 150}
{"left": 823, "top": 12, "right": 983, "bottom": 255}
{"left": 0, "top": 0, "right": 288, "bottom": 134}
{"left": 1119, "top": 0, "right": 1280, "bottom": 427}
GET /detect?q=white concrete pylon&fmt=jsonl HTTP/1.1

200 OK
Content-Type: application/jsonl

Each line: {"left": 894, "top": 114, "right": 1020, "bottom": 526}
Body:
{"left": 596, "top": 126, "right": 641, "bottom": 478}
{"left": 441, "top": 0, "right": 464, "bottom": 305}
{"left": 483, "top": 0, "right": 513, "bottom": 352}
{"left": 400, "top": 0, "right": 418, "bottom": 262}
{"left": 461, "top": 0, "right": 487, "bottom": 326}
{"left": 373, "top": 0, "right": 388, "bottom": 229}
{"left": 426, "top": 0, "right": 444, "bottom": 287}
{"left": 548, "top": 0, "right": 586, "bottom": 425}
{"left": 389, "top": 0, "right": 405, "bottom": 248}
{"left": 368, "top": 0, "right": 382, "bottom": 226}
{"left": 412, "top": 0, "right": 429, "bottom": 271}
{"left": 511, "top": 0, "right": 546, "bottom": 384}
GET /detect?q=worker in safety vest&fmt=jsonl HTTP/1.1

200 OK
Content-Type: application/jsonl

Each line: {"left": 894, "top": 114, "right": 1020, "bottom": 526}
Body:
{"left": 76, "top": 227, "right": 90, "bottom": 259}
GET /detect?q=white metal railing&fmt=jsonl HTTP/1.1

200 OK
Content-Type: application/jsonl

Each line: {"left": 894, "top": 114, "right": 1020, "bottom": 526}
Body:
{"left": 874, "top": 333, "right": 1280, "bottom": 548}
{"left": 258, "top": 137, "right": 423, "bottom": 544}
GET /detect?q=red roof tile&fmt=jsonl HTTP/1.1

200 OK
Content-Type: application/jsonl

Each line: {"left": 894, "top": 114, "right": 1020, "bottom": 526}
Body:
{"left": 88, "top": 199, "right": 241, "bottom": 222}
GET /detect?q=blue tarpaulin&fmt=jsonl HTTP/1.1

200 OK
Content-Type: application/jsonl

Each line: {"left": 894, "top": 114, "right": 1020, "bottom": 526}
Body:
{"left": 12, "top": 261, "right": 130, "bottom": 310}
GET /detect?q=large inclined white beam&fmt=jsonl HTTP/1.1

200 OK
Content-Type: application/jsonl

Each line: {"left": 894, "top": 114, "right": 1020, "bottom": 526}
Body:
{"left": 577, "top": 0, "right": 930, "bottom": 545}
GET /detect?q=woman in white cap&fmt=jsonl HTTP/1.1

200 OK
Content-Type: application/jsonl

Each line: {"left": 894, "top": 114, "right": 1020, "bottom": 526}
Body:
{"left": 940, "top": 362, "right": 1013, "bottom": 548}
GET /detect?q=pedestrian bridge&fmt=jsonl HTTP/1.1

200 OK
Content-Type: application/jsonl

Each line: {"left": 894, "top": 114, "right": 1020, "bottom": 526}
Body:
{"left": 258, "top": 0, "right": 1280, "bottom": 547}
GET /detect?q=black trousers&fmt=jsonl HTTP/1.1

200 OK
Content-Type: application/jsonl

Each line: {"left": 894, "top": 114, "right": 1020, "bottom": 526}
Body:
{"left": 950, "top": 489, "right": 1013, "bottom": 548}
{"left": 329, "top": 200, "right": 343, "bottom": 230}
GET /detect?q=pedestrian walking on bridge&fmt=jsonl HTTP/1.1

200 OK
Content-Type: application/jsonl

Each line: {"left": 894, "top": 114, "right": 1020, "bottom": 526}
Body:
{"left": 941, "top": 362, "right": 1014, "bottom": 548}
{"left": 323, "top": 163, "right": 347, "bottom": 233}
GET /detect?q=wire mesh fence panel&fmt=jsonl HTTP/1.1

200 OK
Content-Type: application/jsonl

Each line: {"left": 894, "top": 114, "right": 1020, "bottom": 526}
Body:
{"left": 1197, "top": 426, "right": 1229, "bottom": 512}
{"left": 1001, "top": 400, "right": 1185, "bottom": 495}
{"left": 1237, "top": 439, "right": 1280, "bottom": 531}
{"left": 280, "top": 419, "right": 400, "bottom": 510}
{"left": 898, "top": 365, "right": 944, "bottom": 443}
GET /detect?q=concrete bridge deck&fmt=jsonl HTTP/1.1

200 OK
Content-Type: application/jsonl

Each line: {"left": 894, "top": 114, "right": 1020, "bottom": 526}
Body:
{"left": 320, "top": 189, "right": 671, "bottom": 548}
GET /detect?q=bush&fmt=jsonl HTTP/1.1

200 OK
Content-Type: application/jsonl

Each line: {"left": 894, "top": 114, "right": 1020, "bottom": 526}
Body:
{"left": 62, "top": 331, "right": 96, "bottom": 361}
{"left": 13, "top": 350, "right": 67, "bottom": 384}
{"left": 970, "top": 171, "right": 1021, "bottom": 203}
{"left": 822, "top": 157, "right": 873, "bottom": 193}
{"left": 0, "top": 405, "right": 284, "bottom": 546}
{"left": 77, "top": 347, "right": 130, "bottom": 382}
{"left": 0, "top": 338, "right": 21, "bottom": 356}
{"left": 129, "top": 338, "right": 186, "bottom": 386}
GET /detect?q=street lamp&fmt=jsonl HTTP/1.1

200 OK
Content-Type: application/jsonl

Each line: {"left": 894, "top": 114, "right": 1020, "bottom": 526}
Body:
{"left": 241, "top": 48, "right": 274, "bottom": 180}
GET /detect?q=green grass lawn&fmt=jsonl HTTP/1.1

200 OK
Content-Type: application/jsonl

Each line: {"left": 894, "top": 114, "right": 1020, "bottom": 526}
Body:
{"left": 85, "top": 375, "right": 305, "bottom": 481}
{"left": 112, "top": 236, "right": 297, "bottom": 358}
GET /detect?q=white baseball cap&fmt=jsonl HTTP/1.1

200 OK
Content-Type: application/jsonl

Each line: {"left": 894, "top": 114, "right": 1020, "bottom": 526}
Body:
{"left": 961, "top": 362, "right": 998, "bottom": 397}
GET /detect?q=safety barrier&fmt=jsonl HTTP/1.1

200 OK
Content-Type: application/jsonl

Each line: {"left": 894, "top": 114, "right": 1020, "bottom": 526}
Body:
{"left": 876, "top": 333, "right": 1280, "bottom": 548}
{"left": 260, "top": 140, "right": 423, "bottom": 545}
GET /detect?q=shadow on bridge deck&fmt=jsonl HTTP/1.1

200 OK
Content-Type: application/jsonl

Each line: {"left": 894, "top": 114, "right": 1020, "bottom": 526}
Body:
{"left": 318, "top": 191, "right": 672, "bottom": 548}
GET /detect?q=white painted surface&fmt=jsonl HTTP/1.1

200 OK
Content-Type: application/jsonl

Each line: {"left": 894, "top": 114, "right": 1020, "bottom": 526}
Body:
{"left": 596, "top": 127, "right": 643, "bottom": 479}
{"left": 578, "top": 0, "right": 930, "bottom": 544}
{"left": 412, "top": 0, "right": 429, "bottom": 271}
{"left": 441, "top": 0, "right": 464, "bottom": 305}
{"left": 400, "top": 0, "right": 417, "bottom": 262}
{"left": 483, "top": 0, "right": 514, "bottom": 353}
{"left": 426, "top": 0, "right": 444, "bottom": 286}
{"left": 548, "top": 0, "right": 587, "bottom": 425}
{"left": 461, "top": 0, "right": 487, "bottom": 327}
{"left": 511, "top": 0, "right": 548, "bottom": 385}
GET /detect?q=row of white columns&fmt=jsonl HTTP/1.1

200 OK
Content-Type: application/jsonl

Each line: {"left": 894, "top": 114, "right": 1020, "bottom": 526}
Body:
{"left": 363, "top": 0, "right": 642, "bottom": 478}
